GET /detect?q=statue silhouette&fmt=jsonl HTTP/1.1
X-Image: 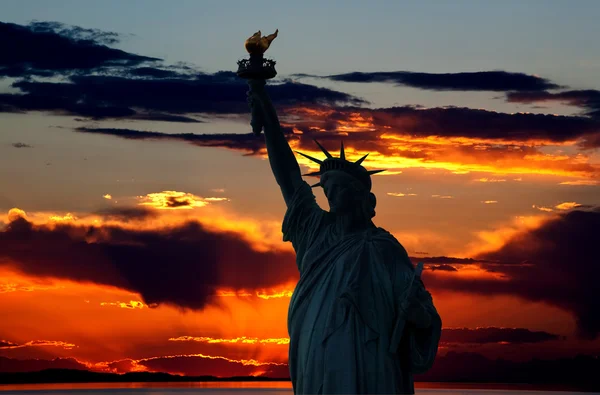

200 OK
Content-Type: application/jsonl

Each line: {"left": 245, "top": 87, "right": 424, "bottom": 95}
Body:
{"left": 246, "top": 78, "right": 442, "bottom": 394}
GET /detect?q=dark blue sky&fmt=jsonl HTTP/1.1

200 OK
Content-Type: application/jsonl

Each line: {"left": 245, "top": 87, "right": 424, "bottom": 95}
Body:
{"left": 1, "top": 0, "right": 599, "bottom": 88}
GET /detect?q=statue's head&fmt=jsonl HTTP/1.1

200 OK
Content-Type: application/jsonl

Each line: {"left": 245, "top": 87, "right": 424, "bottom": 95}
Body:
{"left": 295, "top": 140, "right": 384, "bottom": 218}
{"left": 321, "top": 170, "right": 377, "bottom": 217}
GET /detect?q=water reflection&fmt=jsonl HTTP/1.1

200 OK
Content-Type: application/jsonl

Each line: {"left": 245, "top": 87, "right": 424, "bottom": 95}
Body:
{"left": 0, "top": 382, "right": 589, "bottom": 394}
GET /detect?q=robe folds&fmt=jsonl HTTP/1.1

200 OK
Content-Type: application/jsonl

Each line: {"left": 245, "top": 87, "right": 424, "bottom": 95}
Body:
{"left": 283, "top": 181, "right": 442, "bottom": 394}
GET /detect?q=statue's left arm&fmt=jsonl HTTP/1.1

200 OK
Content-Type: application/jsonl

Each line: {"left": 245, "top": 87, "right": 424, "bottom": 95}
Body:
{"left": 404, "top": 278, "right": 442, "bottom": 372}
{"left": 384, "top": 240, "right": 442, "bottom": 374}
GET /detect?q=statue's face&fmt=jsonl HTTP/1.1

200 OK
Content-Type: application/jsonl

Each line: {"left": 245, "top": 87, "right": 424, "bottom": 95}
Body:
{"left": 321, "top": 171, "right": 363, "bottom": 214}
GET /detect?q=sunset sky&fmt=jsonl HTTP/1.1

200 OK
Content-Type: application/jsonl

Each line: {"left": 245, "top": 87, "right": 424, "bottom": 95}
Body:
{"left": 1, "top": 0, "right": 599, "bottom": 382}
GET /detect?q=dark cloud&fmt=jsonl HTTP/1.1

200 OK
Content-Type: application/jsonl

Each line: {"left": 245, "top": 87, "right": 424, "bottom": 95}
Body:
{"left": 75, "top": 128, "right": 268, "bottom": 156}
{"left": 0, "top": 341, "right": 19, "bottom": 349}
{"left": 73, "top": 111, "right": 600, "bottom": 179}
{"left": 7, "top": 75, "right": 363, "bottom": 115}
{"left": 136, "top": 355, "right": 286, "bottom": 378}
{"left": 0, "top": 21, "right": 157, "bottom": 78}
{"left": 367, "top": 105, "right": 600, "bottom": 145}
{"left": 441, "top": 327, "right": 562, "bottom": 345}
{"left": 5, "top": 207, "right": 598, "bottom": 340}
{"left": 507, "top": 90, "right": 600, "bottom": 149}
{"left": 78, "top": 97, "right": 600, "bottom": 150}
{"left": 5, "top": 204, "right": 598, "bottom": 343}
{"left": 428, "top": 264, "right": 458, "bottom": 272}
{"left": 0, "top": 75, "right": 363, "bottom": 122}
{"left": 102, "top": 359, "right": 138, "bottom": 374}
{"left": 418, "top": 256, "right": 487, "bottom": 265}
{"left": 278, "top": 105, "right": 600, "bottom": 154}
{"left": 92, "top": 207, "right": 158, "bottom": 222}
{"left": 0, "top": 356, "right": 88, "bottom": 373}
{"left": 416, "top": 256, "right": 525, "bottom": 271}
{"left": 0, "top": 215, "right": 299, "bottom": 311}
{"left": 11, "top": 142, "right": 32, "bottom": 148}
{"left": 425, "top": 207, "right": 600, "bottom": 340}
{"left": 127, "top": 67, "right": 193, "bottom": 79}
{"left": 135, "top": 351, "right": 600, "bottom": 388}
{"left": 295, "top": 71, "right": 560, "bottom": 92}
{"left": 163, "top": 197, "right": 192, "bottom": 208}
{"left": 1, "top": 21, "right": 361, "bottom": 122}
{"left": 479, "top": 207, "right": 600, "bottom": 339}
{"left": 132, "top": 113, "right": 204, "bottom": 123}
{"left": 26, "top": 21, "right": 121, "bottom": 45}
{"left": 3, "top": 19, "right": 598, "bottom": 153}
{"left": 507, "top": 90, "right": 600, "bottom": 120}
{"left": 256, "top": 364, "right": 291, "bottom": 378}
{"left": 74, "top": 111, "right": 600, "bottom": 178}
{"left": 1, "top": 353, "right": 598, "bottom": 389}
{"left": 0, "top": 91, "right": 137, "bottom": 120}
{"left": 418, "top": 351, "right": 599, "bottom": 391}
{"left": 579, "top": 133, "right": 600, "bottom": 149}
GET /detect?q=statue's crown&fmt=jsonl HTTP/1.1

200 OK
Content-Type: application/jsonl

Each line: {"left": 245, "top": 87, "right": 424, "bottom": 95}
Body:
{"left": 295, "top": 139, "right": 385, "bottom": 191}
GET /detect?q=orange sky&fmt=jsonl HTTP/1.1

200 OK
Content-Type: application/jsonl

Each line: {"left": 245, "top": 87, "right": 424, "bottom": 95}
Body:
{"left": 1, "top": 184, "right": 599, "bottom": 377}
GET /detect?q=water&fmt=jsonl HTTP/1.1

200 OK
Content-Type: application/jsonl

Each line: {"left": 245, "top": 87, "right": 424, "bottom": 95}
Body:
{"left": 0, "top": 382, "right": 596, "bottom": 395}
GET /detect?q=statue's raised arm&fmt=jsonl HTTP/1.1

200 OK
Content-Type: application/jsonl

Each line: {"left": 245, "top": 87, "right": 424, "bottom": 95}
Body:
{"left": 237, "top": 30, "right": 303, "bottom": 206}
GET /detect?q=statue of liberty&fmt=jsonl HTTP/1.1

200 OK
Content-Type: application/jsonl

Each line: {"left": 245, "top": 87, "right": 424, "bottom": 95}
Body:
{"left": 238, "top": 30, "right": 442, "bottom": 394}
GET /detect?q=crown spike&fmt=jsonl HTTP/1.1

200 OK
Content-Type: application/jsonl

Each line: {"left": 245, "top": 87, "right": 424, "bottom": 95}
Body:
{"left": 313, "top": 139, "right": 333, "bottom": 159}
{"left": 302, "top": 171, "right": 323, "bottom": 177}
{"left": 310, "top": 182, "right": 322, "bottom": 188}
{"left": 340, "top": 141, "right": 345, "bottom": 160}
{"left": 355, "top": 153, "right": 369, "bottom": 166}
{"left": 367, "top": 169, "right": 385, "bottom": 176}
{"left": 294, "top": 150, "right": 323, "bottom": 164}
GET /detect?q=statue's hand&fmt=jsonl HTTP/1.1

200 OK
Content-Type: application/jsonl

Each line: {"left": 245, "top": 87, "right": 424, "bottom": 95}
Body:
{"left": 401, "top": 285, "right": 433, "bottom": 329}
{"left": 247, "top": 82, "right": 265, "bottom": 135}
{"left": 403, "top": 298, "right": 432, "bottom": 329}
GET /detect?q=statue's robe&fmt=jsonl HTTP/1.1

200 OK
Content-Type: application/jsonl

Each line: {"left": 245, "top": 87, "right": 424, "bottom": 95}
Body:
{"left": 283, "top": 181, "right": 442, "bottom": 394}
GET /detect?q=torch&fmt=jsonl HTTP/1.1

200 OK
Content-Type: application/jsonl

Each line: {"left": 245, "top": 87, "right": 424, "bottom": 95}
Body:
{"left": 236, "top": 29, "right": 279, "bottom": 136}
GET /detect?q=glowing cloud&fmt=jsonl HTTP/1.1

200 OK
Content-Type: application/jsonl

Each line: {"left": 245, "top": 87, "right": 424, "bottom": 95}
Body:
{"left": 137, "top": 191, "right": 229, "bottom": 210}
{"left": 215, "top": 287, "right": 295, "bottom": 299}
{"left": 136, "top": 352, "right": 287, "bottom": 367}
{"left": 169, "top": 336, "right": 290, "bottom": 345}
{"left": 559, "top": 180, "right": 600, "bottom": 186}
{"left": 49, "top": 213, "right": 77, "bottom": 222}
{"left": 462, "top": 214, "right": 549, "bottom": 257}
{"left": 256, "top": 289, "right": 294, "bottom": 300}
{"left": 7, "top": 208, "right": 27, "bottom": 222}
{"left": 0, "top": 282, "right": 64, "bottom": 293}
{"left": 0, "top": 340, "right": 76, "bottom": 350}
{"left": 100, "top": 300, "right": 149, "bottom": 309}
{"left": 555, "top": 202, "right": 582, "bottom": 210}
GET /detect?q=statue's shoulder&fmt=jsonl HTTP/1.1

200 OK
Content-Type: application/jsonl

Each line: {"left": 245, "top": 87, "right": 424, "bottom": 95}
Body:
{"left": 371, "top": 227, "right": 401, "bottom": 245}
{"left": 369, "top": 227, "right": 412, "bottom": 266}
